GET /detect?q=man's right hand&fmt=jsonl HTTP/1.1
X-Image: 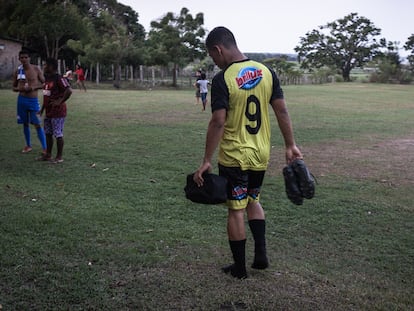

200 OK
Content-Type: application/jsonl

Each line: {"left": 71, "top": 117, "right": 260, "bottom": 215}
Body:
{"left": 193, "top": 161, "right": 212, "bottom": 187}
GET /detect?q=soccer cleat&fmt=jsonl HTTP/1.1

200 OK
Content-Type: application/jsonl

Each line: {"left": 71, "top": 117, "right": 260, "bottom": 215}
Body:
{"left": 22, "top": 146, "right": 33, "bottom": 153}
{"left": 291, "top": 159, "right": 315, "bottom": 199}
{"left": 283, "top": 164, "right": 303, "bottom": 205}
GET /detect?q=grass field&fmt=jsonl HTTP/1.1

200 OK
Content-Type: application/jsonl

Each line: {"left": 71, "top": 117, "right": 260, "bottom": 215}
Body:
{"left": 1, "top": 83, "right": 413, "bottom": 310}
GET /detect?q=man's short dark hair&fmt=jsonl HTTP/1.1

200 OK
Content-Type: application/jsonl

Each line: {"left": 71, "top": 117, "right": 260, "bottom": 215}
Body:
{"left": 19, "top": 49, "right": 30, "bottom": 57}
{"left": 206, "top": 26, "right": 237, "bottom": 50}
{"left": 45, "top": 57, "right": 58, "bottom": 70}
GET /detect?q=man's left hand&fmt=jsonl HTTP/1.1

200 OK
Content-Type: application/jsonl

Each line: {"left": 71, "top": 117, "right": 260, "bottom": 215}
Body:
{"left": 286, "top": 145, "right": 303, "bottom": 164}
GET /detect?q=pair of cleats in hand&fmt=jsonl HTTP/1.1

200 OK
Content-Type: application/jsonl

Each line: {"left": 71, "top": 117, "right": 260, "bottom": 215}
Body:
{"left": 283, "top": 159, "right": 315, "bottom": 205}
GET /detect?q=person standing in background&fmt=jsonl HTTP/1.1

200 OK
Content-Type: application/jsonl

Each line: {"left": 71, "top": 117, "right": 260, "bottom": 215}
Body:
{"left": 39, "top": 58, "right": 72, "bottom": 163}
{"left": 194, "top": 69, "right": 202, "bottom": 105}
{"left": 75, "top": 64, "right": 86, "bottom": 92}
{"left": 12, "top": 49, "right": 47, "bottom": 155}
{"left": 197, "top": 72, "right": 210, "bottom": 111}
{"left": 63, "top": 66, "right": 73, "bottom": 84}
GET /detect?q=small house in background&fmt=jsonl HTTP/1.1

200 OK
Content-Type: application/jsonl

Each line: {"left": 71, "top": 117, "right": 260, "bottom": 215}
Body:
{"left": 0, "top": 37, "right": 23, "bottom": 80}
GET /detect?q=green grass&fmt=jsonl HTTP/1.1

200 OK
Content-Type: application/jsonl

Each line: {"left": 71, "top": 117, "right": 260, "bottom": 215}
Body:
{"left": 1, "top": 84, "right": 413, "bottom": 310}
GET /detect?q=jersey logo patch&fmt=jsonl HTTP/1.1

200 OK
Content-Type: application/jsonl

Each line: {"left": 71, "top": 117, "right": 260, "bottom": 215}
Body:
{"left": 236, "top": 67, "right": 263, "bottom": 90}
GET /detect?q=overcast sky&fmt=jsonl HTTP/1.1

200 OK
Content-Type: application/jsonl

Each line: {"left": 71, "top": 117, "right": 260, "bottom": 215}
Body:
{"left": 120, "top": 0, "right": 413, "bottom": 56}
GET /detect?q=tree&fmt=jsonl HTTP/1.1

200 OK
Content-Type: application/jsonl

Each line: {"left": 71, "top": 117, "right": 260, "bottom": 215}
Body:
{"left": 0, "top": 0, "right": 17, "bottom": 37}
{"left": 6, "top": 0, "right": 85, "bottom": 59}
{"left": 379, "top": 40, "right": 402, "bottom": 74}
{"left": 295, "top": 12, "right": 382, "bottom": 82}
{"left": 146, "top": 7, "right": 206, "bottom": 87}
{"left": 67, "top": 1, "right": 145, "bottom": 87}
{"left": 96, "top": 12, "right": 138, "bottom": 88}
{"left": 370, "top": 40, "right": 412, "bottom": 84}
{"left": 262, "top": 56, "right": 303, "bottom": 85}
{"left": 404, "top": 34, "right": 414, "bottom": 72}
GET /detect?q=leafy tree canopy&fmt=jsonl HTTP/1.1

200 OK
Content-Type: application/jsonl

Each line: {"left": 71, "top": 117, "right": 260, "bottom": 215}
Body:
{"left": 146, "top": 7, "right": 206, "bottom": 86}
{"left": 3, "top": 0, "right": 85, "bottom": 58}
{"left": 404, "top": 34, "right": 414, "bottom": 71}
{"left": 1, "top": 0, "right": 145, "bottom": 61}
{"left": 295, "top": 12, "right": 382, "bottom": 81}
{"left": 1, "top": 0, "right": 210, "bottom": 87}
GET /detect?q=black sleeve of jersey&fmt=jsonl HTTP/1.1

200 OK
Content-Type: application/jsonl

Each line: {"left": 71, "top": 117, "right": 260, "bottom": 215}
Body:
{"left": 269, "top": 68, "right": 284, "bottom": 101}
{"left": 211, "top": 71, "right": 229, "bottom": 112}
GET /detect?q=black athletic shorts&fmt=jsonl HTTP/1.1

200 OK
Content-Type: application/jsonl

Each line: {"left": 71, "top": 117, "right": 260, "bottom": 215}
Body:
{"left": 218, "top": 164, "right": 265, "bottom": 210}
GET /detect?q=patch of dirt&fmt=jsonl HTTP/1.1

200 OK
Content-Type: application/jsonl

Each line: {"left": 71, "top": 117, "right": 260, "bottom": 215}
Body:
{"left": 269, "top": 135, "right": 414, "bottom": 186}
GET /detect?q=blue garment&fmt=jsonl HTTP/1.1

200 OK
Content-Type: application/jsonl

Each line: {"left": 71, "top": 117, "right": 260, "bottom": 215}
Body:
{"left": 23, "top": 124, "right": 31, "bottom": 147}
{"left": 17, "top": 95, "right": 41, "bottom": 124}
{"left": 36, "top": 127, "right": 47, "bottom": 150}
{"left": 17, "top": 65, "right": 26, "bottom": 80}
{"left": 201, "top": 92, "right": 207, "bottom": 103}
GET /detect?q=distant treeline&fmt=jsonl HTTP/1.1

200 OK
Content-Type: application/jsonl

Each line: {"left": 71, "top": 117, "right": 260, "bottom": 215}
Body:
{"left": 245, "top": 53, "right": 297, "bottom": 62}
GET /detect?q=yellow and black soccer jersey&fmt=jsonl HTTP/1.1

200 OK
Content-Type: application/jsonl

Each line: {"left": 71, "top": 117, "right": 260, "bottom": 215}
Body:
{"left": 211, "top": 59, "right": 284, "bottom": 171}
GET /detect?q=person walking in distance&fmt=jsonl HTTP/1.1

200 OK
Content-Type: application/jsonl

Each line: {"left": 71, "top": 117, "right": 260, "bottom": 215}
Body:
{"left": 197, "top": 72, "right": 210, "bottom": 111}
{"left": 194, "top": 69, "right": 202, "bottom": 105}
{"left": 75, "top": 64, "right": 86, "bottom": 91}
{"left": 193, "top": 27, "right": 303, "bottom": 279}
{"left": 12, "top": 49, "right": 47, "bottom": 155}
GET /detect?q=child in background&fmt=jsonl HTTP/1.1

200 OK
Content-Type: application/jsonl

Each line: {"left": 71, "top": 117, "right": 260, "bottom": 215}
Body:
{"left": 194, "top": 78, "right": 201, "bottom": 105}
{"left": 75, "top": 64, "right": 86, "bottom": 91}
{"left": 63, "top": 66, "right": 73, "bottom": 84}
{"left": 194, "top": 69, "right": 201, "bottom": 104}
{"left": 39, "top": 58, "right": 72, "bottom": 163}
{"left": 197, "top": 73, "right": 209, "bottom": 111}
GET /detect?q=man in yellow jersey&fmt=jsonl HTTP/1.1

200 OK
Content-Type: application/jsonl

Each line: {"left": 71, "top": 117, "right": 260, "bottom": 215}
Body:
{"left": 194, "top": 27, "right": 303, "bottom": 279}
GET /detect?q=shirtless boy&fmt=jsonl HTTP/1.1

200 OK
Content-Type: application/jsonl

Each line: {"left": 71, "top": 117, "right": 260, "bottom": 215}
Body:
{"left": 12, "top": 50, "right": 47, "bottom": 154}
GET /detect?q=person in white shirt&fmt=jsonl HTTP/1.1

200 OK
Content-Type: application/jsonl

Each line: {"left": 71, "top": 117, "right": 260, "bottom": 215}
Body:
{"left": 63, "top": 66, "right": 73, "bottom": 84}
{"left": 196, "top": 73, "right": 210, "bottom": 111}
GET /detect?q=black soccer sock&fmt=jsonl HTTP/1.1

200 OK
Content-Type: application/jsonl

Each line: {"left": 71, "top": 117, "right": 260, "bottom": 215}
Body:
{"left": 249, "top": 219, "right": 269, "bottom": 269}
{"left": 225, "top": 239, "right": 247, "bottom": 278}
